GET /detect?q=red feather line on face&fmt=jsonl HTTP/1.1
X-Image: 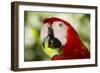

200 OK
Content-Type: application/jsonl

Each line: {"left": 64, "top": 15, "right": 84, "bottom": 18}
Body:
{"left": 43, "top": 17, "right": 70, "bottom": 27}
{"left": 43, "top": 17, "right": 90, "bottom": 60}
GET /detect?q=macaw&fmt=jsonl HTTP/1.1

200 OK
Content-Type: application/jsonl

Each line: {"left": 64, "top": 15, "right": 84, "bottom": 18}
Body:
{"left": 40, "top": 17, "right": 90, "bottom": 60}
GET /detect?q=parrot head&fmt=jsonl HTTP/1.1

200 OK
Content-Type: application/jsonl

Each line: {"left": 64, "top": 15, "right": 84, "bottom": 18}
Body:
{"left": 40, "top": 17, "right": 90, "bottom": 60}
{"left": 40, "top": 17, "right": 68, "bottom": 49}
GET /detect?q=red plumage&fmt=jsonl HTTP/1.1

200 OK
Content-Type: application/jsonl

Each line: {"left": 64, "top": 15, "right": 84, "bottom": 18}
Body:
{"left": 43, "top": 17, "right": 90, "bottom": 60}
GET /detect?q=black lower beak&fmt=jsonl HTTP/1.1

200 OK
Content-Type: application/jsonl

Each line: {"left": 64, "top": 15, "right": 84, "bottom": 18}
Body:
{"left": 48, "top": 37, "right": 62, "bottom": 48}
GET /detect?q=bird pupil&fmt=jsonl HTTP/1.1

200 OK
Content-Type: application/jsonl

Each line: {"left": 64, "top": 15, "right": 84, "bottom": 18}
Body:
{"left": 59, "top": 23, "right": 62, "bottom": 27}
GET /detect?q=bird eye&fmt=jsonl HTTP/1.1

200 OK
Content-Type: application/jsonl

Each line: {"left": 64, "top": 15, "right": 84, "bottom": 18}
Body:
{"left": 59, "top": 23, "right": 63, "bottom": 27}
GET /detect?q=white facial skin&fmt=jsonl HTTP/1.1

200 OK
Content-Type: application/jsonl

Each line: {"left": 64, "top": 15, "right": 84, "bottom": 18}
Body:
{"left": 40, "top": 21, "right": 67, "bottom": 46}
{"left": 52, "top": 21, "right": 67, "bottom": 46}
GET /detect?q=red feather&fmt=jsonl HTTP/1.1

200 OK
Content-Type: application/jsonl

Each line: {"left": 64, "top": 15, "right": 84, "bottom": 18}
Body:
{"left": 43, "top": 17, "right": 90, "bottom": 60}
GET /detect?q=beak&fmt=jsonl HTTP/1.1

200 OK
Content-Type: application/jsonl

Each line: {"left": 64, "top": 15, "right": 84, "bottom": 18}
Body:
{"left": 43, "top": 27, "right": 62, "bottom": 48}
{"left": 48, "top": 27, "right": 54, "bottom": 38}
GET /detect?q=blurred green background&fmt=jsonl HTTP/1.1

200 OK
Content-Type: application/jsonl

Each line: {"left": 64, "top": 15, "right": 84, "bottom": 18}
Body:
{"left": 24, "top": 11, "right": 90, "bottom": 61}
